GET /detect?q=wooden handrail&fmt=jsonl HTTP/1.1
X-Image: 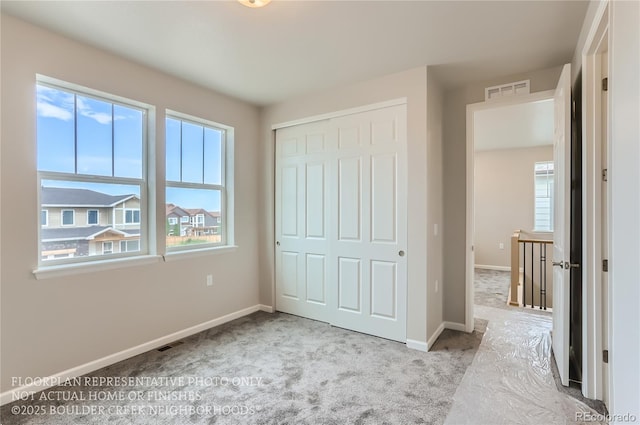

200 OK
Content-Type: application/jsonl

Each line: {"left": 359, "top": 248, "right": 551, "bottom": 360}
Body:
{"left": 518, "top": 238, "right": 553, "bottom": 244}
{"left": 510, "top": 230, "right": 553, "bottom": 307}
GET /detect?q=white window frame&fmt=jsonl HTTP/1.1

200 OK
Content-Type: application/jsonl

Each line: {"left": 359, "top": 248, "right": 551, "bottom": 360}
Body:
{"left": 180, "top": 216, "right": 189, "bottom": 223}
{"left": 168, "top": 217, "right": 178, "bottom": 225}
{"left": 124, "top": 208, "right": 140, "bottom": 224}
{"left": 102, "top": 241, "right": 113, "bottom": 254}
{"left": 87, "top": 209, "right": 99, "bottom": 225}
{"left": 165, "top": 110, "right": 234, "bottom": 253}
{"left": 36, "top": 76, "right": 150, "bottom": 268}
{"left": 120, "top": 239, "right": 139, "bottom": 252}
{"left": 533, "top": 161, "right": 554, "bottom": 232}
{"left": 41, "top": 209, "right": 48, "bottom": 227}
{"left": 61, "top": 209, "right": 75, "bottom": 226}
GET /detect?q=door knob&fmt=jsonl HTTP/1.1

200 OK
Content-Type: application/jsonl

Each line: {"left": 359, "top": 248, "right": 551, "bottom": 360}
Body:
{"left": 565, "top": 262, "right": 580, "bottom": 269}
{"left": 552, "top": 261, "right": 564, "bottom": 267}
{"left": 398, "top": 250, "right": 405, "bottom": 257}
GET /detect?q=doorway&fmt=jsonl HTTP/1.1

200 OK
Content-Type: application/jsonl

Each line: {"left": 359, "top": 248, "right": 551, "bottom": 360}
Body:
{"left": 466, "top": 89, "right": 556, "bottom": 329}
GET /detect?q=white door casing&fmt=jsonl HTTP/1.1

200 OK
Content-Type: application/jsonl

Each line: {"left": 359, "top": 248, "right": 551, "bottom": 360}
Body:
{"left": 552, "top": 63, "right": 572, "bottom": 387}
{"left": 275, "top": 104, "right": 408, "bottom": 342}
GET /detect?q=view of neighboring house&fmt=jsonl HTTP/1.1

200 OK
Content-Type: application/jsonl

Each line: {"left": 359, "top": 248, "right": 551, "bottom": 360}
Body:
{"left": 165, "top": 203, "right": 220, "bottom": 237}
{"left": 40, "top": 187, "right": 141, "bottom": 260}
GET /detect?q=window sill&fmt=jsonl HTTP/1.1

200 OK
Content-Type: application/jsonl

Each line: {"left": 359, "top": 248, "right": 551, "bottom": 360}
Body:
{"left": 163, "top": 245, "right": 238, "bottom": 262}
{"left": 33, "top": 255, "right": 162, "bottom": 280}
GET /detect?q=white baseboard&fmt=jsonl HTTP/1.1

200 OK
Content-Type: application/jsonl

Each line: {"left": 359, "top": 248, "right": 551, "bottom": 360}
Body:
{"left": 427, "top": 323, "right": 446, "bottom": 350}
{"left": 0, "top": 304, "right": 263, "bottom": 406}
{"left": 406, "top": 338, "right": 428, "bottom": 352}
{"left": 475, "top": 264, "right": 511, "bottom": 271}
{"left": 444, "top": 321, "right": 468, "bottom": 332}
{"left": 258, "top": 304, "right": 274, "bottom": 313}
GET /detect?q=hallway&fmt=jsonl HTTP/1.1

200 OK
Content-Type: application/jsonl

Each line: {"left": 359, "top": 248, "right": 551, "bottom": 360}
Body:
{"left": 444, "top": 272, "right": 604, "bottom": 424}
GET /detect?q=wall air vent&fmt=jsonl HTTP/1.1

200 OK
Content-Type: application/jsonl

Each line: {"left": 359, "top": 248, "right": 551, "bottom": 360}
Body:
{"left": 485, "top": 80, "right": 530, "bottom": 101}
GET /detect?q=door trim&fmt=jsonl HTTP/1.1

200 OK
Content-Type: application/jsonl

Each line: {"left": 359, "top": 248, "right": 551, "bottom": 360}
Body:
{"left": 581, "top": 0, "right": 610, "bottom": 401}
{"left": 272, "top": 98, "right": 407, "bottom": 130}
{"left": 465, "top": 90, "right": 555, "bottom": 333}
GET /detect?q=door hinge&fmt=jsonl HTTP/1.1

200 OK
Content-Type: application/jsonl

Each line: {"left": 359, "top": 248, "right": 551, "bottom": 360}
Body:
{"left": 603, "top": 259, "right": 609, "bottom": 272}
{"left": 602, "top": 77, "right": 608, "bottom": 91}
{"left": 602, "top": 168, "right": 608, "bottom": 182}
{"left": 603, "top": 349, "right": 609, "bottom": 364}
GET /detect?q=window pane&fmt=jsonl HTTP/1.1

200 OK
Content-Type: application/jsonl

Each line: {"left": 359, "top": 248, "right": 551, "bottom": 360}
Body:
{"left": 37, "top": 85, "right": 75, "bottom": 173}
{"left": 114, "top": 105, "right": 143, "bottom": 178}
{"left": 181, "top": 122, "right": 204, "bottom": 183}
{"left": 62, "top": 210, "right": 74, "bottom": 225}
{"left": 166, "top": 187, "right": 222, "bottom": 248}
{"left": 204, "top": 128, "right": 222, "bottom": 185}
{"left": 41, "top": 210, "right": 48, "bottom": 226}
{"left": 40, "top": 180, "right": 141, "bottom": 261}
{"left": 77, "top": 96, "right": 113, "bottom": 176}
{"left": 166, "top": 118, "right": 181, "bottom": 182}
{"left": 88, "top": 210, "right": 98, "bottom": 225}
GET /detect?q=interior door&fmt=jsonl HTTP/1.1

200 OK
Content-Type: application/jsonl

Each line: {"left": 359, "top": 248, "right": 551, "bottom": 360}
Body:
{"left": 275, "top": 103, "right": 408, "bottom": 343}
{"left": 275, "top": 120, "right": 331, "bottom": 323}
{"left": 552, "top": 63, "right": 572, "bottom": 386}
{"left": 329, "top": 105, "right": 407, "bottom": 342}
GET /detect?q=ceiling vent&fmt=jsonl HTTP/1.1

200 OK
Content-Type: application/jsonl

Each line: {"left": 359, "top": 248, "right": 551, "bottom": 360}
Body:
{"left": 485, "top": 80, "right": 530, "bottom": 101}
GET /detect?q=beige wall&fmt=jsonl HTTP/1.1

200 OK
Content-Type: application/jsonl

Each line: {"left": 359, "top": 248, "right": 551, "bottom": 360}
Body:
{"left": 1, "top": 15, "right": 260, "bottom": 393}
{"left": 426, "top": 70, "right": 444, "bottom": 339}
{"left": 442, "top": 65, "right": 563, "bottom": 325}
{"left": 260, "top": 66, "right": 445, "bottom": 346}
{"left": 474, "top": 146, "right": 553, "bottom": 267}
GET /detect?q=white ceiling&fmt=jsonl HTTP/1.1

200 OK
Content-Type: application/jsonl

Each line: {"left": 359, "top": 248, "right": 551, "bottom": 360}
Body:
{"left": 474, "top": 98, "right": 554, "bottom": 151}
{"left": 1, "top": 1, "right": 589, "bottom": 106}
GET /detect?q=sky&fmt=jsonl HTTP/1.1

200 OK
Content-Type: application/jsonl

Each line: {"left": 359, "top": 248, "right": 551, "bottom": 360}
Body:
{"left": 37, "top": 84, "right": 222, "bottom": 212}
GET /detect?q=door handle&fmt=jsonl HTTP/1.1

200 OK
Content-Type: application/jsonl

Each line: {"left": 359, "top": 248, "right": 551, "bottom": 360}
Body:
{"left": 398, "top": 250, "right": 405, "bottom": 257}
{"left": 553, "top": 261, "right": 580, "bottom": 269}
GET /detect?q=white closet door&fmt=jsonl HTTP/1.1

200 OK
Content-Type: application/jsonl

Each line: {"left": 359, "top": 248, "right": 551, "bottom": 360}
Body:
{"left": 275, "top": 103, "right": 407, "bottom": 343}
{"left": 329, "top": 105, "right": 407, "bottom": 342}
{"left": 275, "top": 120, "right": 331, "bottom": 323}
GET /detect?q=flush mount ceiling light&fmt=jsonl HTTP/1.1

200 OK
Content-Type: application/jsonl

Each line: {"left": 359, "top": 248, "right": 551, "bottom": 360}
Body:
{"left": 238, "top": 0, "right": 271, "bottom": 8}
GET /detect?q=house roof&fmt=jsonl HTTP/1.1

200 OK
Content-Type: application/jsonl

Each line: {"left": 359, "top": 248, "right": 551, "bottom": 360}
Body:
{"left": 166, "top": 204, "right": 190, "bottom": 217}
{"left": 185, "top": 208, "right": 220, "bottom": 218}
{"left": 41, "top": 187, "right": 137, "bottom": 207}
{"left": 41, "top": 226, "right": 140, "bottom": 242}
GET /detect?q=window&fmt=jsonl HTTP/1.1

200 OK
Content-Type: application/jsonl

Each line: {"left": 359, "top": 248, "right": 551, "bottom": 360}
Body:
{"left": 41, "top": 210, "right": 48, "bottom": 226}
{"left": 165, "top": 112, "right": 230, "bottom": 250}
{"left": 102, "top": 241, "right": 113, "bottom": 254}
{"left": 534, "top": 161, "right": 554, "bottom": 232}
{"left": 87, "top": 210, "right": 99, "bottom": 225}
{"left": 191, "top": 214, "right": 205, "bottom": 227}
{"left": 61, "top": 210, "right": 75, "bottom": 226}
{"left": 124, "top": 209, "right": 140, "bottom": 224}
{"left": 168, "top": 217, "right": 178, "bottom": 225}
{"left": 37, "top": 78, "right": 147, "bottom": 264}
{"left": 120, "top": 240, "right": 140, "bottom": 252}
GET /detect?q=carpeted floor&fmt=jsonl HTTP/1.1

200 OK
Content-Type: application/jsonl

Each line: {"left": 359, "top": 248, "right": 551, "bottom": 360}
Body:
{"left": 474, "top": 268, "right": 511, "bottom": 309}
{"left": 1, "top": 312, "right": 485, "bottom": 425}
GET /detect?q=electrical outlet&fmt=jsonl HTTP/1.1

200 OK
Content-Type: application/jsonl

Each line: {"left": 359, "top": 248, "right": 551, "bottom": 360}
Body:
{"left": 499, "top": 243, "right": 504, "bottom": 250}
{"left": 435, "top": 280, "right": 439, "bottom": 293}
{"left": 206, "top": 275, "right": 213, "bottom": 287}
